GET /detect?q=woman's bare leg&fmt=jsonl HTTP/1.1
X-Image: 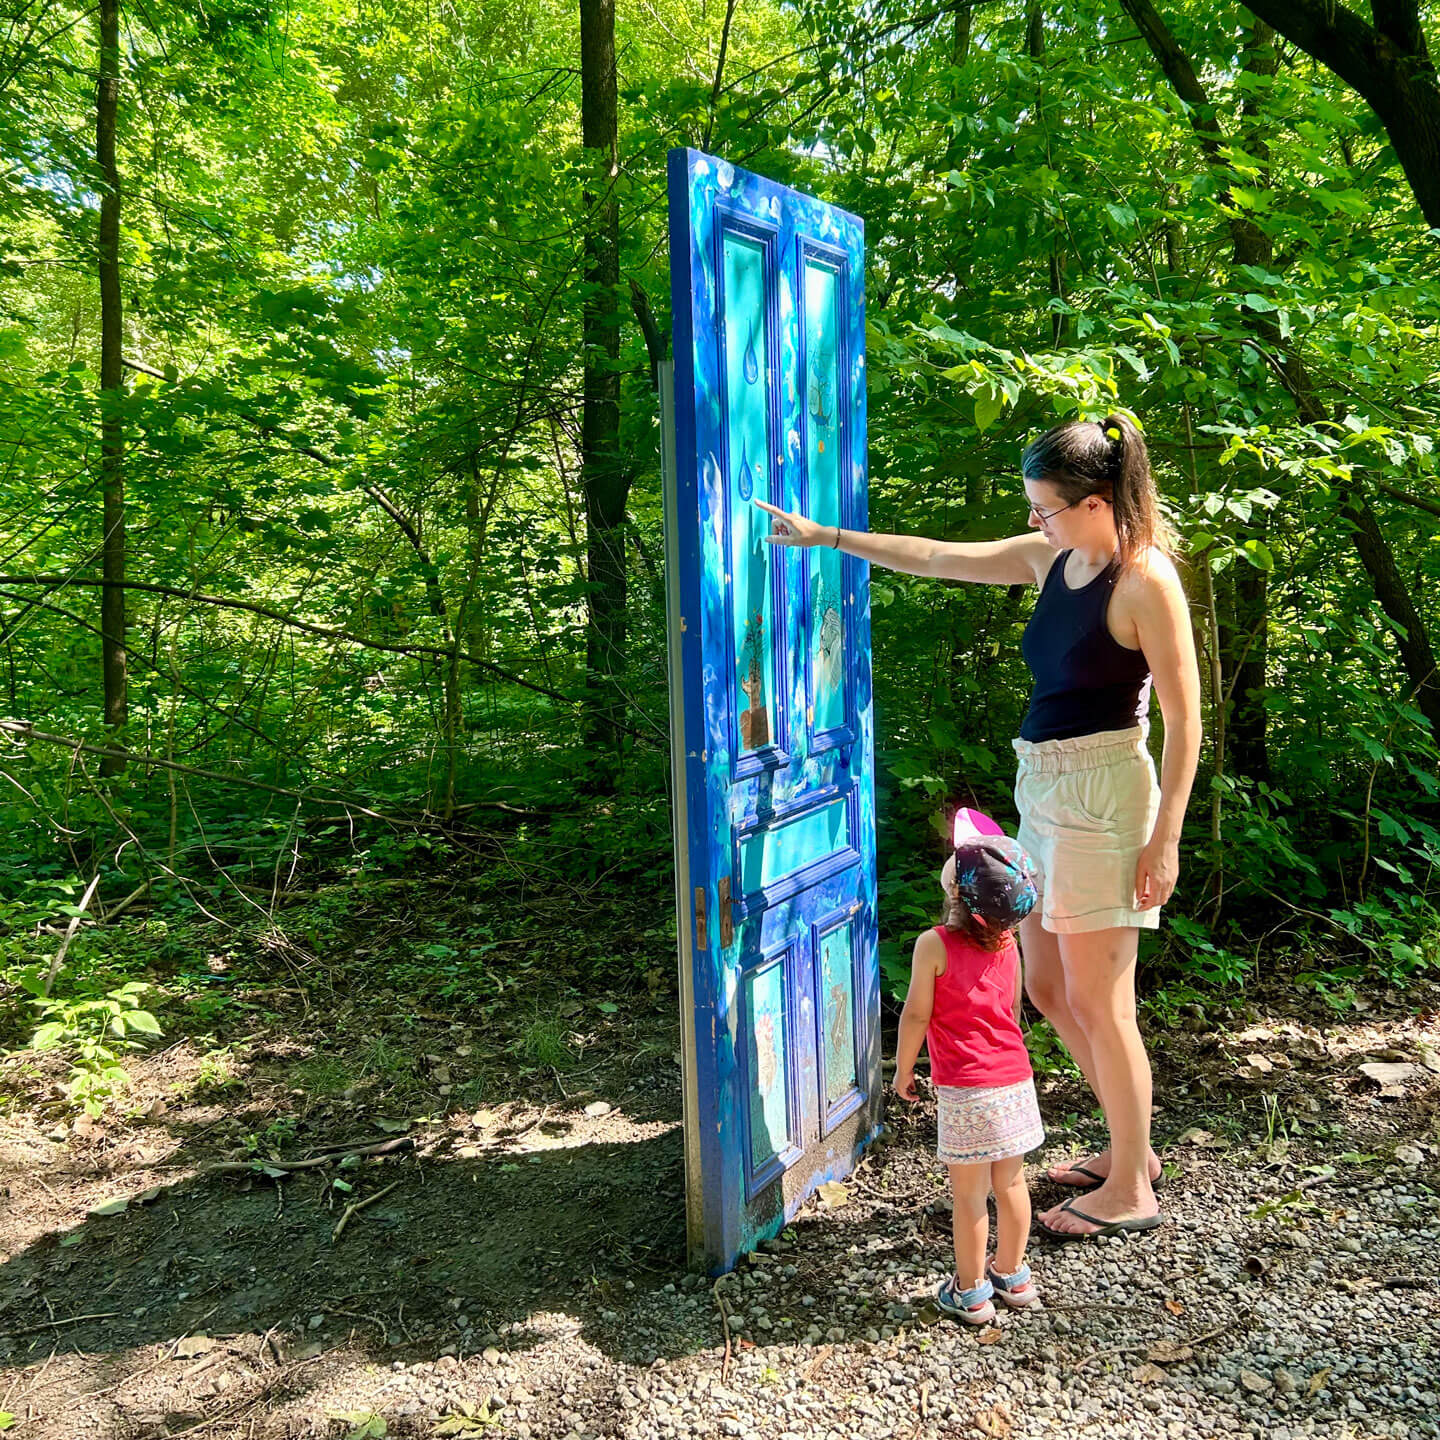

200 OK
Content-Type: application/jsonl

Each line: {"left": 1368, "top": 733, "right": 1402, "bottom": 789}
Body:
{"left": 1021, "top": 910, "right": 1159, "bottom": 1187}
{"left": 1037, "top": 926, "right": 1158, "bottom": 1232}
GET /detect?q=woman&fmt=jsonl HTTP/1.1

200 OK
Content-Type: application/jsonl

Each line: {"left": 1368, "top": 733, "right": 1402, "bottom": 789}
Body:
{"left": 757, "top": 414, "right": 1201, "bottom": 1238}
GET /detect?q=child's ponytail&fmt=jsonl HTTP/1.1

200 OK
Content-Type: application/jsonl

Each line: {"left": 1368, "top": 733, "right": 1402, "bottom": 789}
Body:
{"left": 941, "top": 889, "right": 1012, "bottom": 954}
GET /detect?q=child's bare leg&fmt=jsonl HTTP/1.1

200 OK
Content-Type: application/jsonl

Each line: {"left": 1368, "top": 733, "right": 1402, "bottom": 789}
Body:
{"left": 947, "top": 1161, "right": 991, "bottom": 1287}
{"left": 989, "top": 1156, "right": 1030, "bottom": 1275}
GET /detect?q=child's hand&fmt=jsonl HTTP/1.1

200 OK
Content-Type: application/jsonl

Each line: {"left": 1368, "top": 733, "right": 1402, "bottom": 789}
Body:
{"left": 894, "top": 1068, "right": 919, "bottom": 1102}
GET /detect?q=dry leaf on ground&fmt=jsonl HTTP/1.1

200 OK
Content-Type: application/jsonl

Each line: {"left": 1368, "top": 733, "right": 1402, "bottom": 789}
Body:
{"left": 1145, "top": 1340, "right": 1194, "bottom": 1364}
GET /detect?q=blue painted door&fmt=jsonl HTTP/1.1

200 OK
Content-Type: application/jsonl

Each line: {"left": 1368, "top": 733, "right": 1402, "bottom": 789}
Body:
{"left": 663, "top": 149, "right": 880, "bottom": 1272}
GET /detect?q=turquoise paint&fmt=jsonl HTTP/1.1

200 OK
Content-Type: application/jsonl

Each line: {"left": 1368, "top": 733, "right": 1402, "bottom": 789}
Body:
{"left": 667, "top": 148, "right": 880, "bottom": 1272}
{"left": 820, "top": 921, "right": 857, "bottom": 1107}
{"left": 803, "top": 256, "right": 845, "bottom": 738}
{"left": 745, "top": 956, "right": 790, "bottom": 1170}
{"left": 738, "top": 797, "right": 850, "bottom": 893}
{"left": 724, "top": 231, "right": 775, "bottom": 756}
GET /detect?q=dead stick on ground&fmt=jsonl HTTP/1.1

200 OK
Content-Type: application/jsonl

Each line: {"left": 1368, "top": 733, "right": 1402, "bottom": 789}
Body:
{"left": 104, "top": 878, "right": 153, "bottom": 922}
{"left": 43, "top": 870, "right": 102, "bottom": 995}
{"left": 199, "top": 1137, "right": 413, "bottom": 1176}
{"left": 0, "top": 1310, "right": 121, "bottom": 1339}
{"left": 1074, "top": 1315, "right": 1245, "bottom": 1373}
{"left": 332, "top": 1180, "right": 402, "bottom": 1244}
{"left": 713, "top": 1282, "right": 733, "bottom": 1382}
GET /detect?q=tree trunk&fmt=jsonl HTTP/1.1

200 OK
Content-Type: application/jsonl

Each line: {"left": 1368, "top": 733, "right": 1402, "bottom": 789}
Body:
{"left": 1242, "top": 0, "right": 1440, "bottom": 232}
{"left": 1122, "top": 0, "right": 1276, "bottom": 776}
{"left": 579, "top": 0, "right": 626, "bottom": 763}
{"left": 1225, "top": 544, "right": 1271, "bottom": 781}
{"left": 96, "top": 0, "right": 126, "bottom": 774}
{"left": 1222, "top": 23, "right": 1276, "bottom": 784}
{"left": 953, "top": 1, "right": 972, "bottom": 64}
{"left": 1025, "top": 3, "right": 1067, "bottom": 345}
{"left": 1343, "top": 480, "right": 1440, "bottom": 737}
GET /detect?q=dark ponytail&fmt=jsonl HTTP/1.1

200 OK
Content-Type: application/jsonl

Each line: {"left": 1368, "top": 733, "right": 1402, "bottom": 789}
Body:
{"left": 1020, "top": 414, "right": 1173, "bottom": 568}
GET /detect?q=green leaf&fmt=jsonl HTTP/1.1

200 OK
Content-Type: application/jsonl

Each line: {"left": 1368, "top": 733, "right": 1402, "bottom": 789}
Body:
{"left": 1239, "top": 539, "right": 1274, "bottom": 571}
{"left": 973, "top": 388, "right": 1003, "bottom": 433}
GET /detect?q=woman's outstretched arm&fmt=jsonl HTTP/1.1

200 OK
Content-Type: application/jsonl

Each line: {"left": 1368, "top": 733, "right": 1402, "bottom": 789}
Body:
{"left": 754, "top": 499, "right": 1051, "bottom": 587}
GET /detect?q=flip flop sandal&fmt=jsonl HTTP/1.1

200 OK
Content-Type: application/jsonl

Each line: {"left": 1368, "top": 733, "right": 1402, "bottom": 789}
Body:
{"left": 1035, "top": 1196, "right": 1165, "bottom": 1243}
{"left": 1047, "top": 1161, "right": 1166, "bottom": 1193}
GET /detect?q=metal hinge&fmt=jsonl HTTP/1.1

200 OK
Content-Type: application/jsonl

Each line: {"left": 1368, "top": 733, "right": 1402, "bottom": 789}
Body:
{"left": 718, "top": 876, "right": 735, "bottom": 948}
{"left": 694, "top": 886, "right": 707, "bottom": 949}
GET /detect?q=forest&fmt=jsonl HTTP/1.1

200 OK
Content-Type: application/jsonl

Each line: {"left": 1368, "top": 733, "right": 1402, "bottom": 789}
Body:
{"left": 1, "top": 0, "right": 1438, "bottom": 1436}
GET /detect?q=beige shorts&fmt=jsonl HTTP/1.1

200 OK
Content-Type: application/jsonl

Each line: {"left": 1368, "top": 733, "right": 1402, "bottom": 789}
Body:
{"left": 1013, "top": 725, "right": 1162, "bottom": 935}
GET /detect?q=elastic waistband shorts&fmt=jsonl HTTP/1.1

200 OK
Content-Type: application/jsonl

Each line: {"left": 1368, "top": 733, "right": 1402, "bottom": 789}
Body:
{"left": 1013, "top": 725, "right": 1162, "bottom": 935}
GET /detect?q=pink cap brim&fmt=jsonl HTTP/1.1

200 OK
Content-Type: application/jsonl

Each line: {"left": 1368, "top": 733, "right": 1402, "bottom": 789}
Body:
{"left": 953, "top": 806, "right": 1004, "bottom": 844}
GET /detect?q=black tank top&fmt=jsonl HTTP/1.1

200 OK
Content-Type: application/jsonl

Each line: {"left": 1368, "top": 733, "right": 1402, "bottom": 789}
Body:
{"left": 1019, "top": 551, "right": 1152, "bottom": 742}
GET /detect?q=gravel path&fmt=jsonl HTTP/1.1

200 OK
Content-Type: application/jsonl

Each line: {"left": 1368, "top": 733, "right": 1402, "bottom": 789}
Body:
{"left": 200, "top": 1116, "right": 1438, "bottom": 1439}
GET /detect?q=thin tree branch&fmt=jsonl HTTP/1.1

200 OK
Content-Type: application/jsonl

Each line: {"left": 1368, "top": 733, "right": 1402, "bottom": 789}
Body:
{"left": 0, "top": 573, "right": 577, "bottom": 707}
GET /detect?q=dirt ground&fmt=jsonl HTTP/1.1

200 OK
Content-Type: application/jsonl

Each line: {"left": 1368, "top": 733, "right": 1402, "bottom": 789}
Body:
{"left": 1, "top": 897, "right": 1437, "bottom": 1439}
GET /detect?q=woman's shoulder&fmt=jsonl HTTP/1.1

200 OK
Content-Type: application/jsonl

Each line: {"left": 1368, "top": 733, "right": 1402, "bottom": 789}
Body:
{"left": 1116, "top": 546, "right": 1184, "bottom": 601}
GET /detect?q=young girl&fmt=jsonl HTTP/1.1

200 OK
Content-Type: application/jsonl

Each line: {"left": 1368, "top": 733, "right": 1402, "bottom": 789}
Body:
{"left": 894, "top": 830, "right": 1046, "bottom": 1324}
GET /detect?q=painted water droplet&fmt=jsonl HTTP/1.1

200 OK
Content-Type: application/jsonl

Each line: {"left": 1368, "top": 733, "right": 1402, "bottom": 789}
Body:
{"left": 743, "top": 327, "right": 760, "bottom": 385}
{"left": 737, "top": 442, "right": 754, "bottom": 502}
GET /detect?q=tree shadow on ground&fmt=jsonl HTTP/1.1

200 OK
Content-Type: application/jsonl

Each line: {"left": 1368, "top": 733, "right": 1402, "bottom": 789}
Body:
{"left": 0, "top": 1126, "right": 691, "bottom": 1374}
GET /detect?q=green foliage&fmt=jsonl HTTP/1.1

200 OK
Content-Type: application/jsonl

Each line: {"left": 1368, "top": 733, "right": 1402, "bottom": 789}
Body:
{"left": 514, "top": 1016, "right": 573, "bottom": 1070}
{"left": 1023, "top": 1019, "right": 1080, "bottom": 1079}
{"left": 1, "top": 0, "right": 1437, "bottom": 1012}
{"left": 24, "top": 977, "right": 162, "bottom": 1117}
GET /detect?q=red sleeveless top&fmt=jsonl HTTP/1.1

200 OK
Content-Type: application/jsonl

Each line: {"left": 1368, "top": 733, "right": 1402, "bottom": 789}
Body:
{"left": 927, "top": 926, "right": 1032, "bottom": 1088}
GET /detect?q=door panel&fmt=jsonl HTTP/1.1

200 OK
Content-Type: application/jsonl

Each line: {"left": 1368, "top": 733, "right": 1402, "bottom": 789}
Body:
{"left": 664, "top": 148, "right": 880, "bottom": 1273}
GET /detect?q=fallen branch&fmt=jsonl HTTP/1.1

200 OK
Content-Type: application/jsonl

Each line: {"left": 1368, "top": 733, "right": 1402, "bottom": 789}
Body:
{"left": 199, "top": 1136, "right": 414, "bottom": 1177}
{"left": 712, "top": 1280, "right": 733, "bottom": 1382}
{"left": 102, "top": 878, "right": 154, "bottom": 923}
{"left": 1074, "top": 1312, "right": 1247, "bottom": 1373}
{"left": 332, "top": 1180, "right": 403, "bottom": 1244}
{"left": 0, "top": 1310, "right": 122, "bottom": 1339}
{"left": 0, "top": 573, "right": 579, "bottom": 707}
{"left": 43, "top": 870, "right": 102, "bottom": 995}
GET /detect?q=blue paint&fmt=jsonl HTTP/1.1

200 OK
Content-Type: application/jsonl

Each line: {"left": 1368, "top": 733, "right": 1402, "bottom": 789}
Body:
{"left": 667, "top": 148, "right": 879, "bottom": 1273}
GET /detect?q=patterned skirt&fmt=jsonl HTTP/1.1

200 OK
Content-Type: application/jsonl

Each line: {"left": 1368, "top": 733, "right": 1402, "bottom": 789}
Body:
{"left": 935, "top": 1077, "right": 1045, "bottom": 1165}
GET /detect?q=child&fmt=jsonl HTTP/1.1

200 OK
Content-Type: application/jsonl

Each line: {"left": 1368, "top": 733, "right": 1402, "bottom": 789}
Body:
{"left": 894, "top": 830, "right": 1045, "bottom": 1324}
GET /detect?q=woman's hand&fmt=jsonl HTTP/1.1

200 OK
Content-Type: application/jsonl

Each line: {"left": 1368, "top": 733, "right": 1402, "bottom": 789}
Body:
{"left": 1134, "top": 833, "right": 1179, "bottom": 910}
{"left": 754, "top": 499, "right": 832, "bottom": 549}
{"left": 894, "top": 1067, "right": 919, "bottom": 1102}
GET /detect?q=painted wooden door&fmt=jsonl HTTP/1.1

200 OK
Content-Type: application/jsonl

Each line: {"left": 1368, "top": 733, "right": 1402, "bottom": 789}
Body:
{"left": 663, "top": 148, "right": 880, "bottom": 1273}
